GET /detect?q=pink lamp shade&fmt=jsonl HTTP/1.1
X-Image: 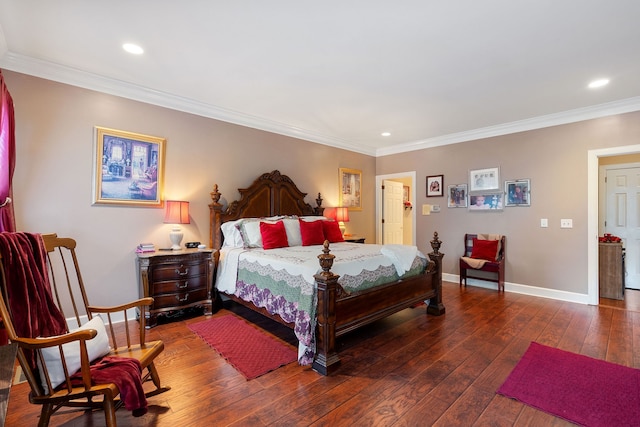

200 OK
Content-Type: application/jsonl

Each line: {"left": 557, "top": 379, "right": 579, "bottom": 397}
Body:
{"left": 164, "top": 200, "right": 190, "bottom": 224}
{"left": 324, "top": 207, "right": 349, "bottom": 234}
{"left": 334, "top": 207, "right": 349, "bottom": 223}
{"left": 164, "top": 200, "right": 190, "bottom": 249}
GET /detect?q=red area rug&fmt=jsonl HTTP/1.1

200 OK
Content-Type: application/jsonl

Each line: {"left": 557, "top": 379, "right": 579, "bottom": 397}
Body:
{"left": 497, "top": 342, "right": 640, "bottom": 426}
{"left": 188, "top": 314, "right": 297, "bottom": 380}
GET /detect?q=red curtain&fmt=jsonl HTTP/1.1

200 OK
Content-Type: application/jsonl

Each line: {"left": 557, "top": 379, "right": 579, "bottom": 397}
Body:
{"left": 0, "top": 70, "right": 16, "bottom": 232}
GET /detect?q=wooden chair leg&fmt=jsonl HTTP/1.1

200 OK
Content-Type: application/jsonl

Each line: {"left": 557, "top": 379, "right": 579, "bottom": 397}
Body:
{"left": 103, "top": 395, "right": 117, "bottom": 427}
{"left": 38, "top": 403, "right": 55, "bottom": 427}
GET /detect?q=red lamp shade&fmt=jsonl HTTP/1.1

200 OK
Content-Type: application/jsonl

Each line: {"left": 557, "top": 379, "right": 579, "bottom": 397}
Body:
{"left": 164, "top": 200, "right": 190, "bottom": 224}
{"left": 334, "top": 207, "right": 349, "bottom": 223}
{"left": 324, "top": 206, "right": 349, "bottom": 235}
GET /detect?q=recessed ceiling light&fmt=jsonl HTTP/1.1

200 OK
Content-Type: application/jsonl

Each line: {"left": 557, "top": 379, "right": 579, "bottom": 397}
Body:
{"left": 123, "top": 43, "right": 144, "bottom": 55}
{"left": 381, "top": 132, "right": 391, "bottom": 137}
{"left": 588, "top": 78, "right": 609, "bottom": 89}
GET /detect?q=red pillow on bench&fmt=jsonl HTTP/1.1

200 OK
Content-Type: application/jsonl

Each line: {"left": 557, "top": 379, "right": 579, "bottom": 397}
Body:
{"left": 470, "top": 238, "right": 499, "bottom": 261}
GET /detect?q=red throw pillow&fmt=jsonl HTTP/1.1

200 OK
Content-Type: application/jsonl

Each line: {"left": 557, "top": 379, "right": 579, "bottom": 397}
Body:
{"left": 259, "top": 221, "right": 289, "bottom": 249}
{"left": 470, "top": 238, "right": 499, "bottom": 261}
{"left": 322, "top": 220, "right": 344, "bottom": 243}
{"left": 299, "top": 219, "right": 325, "bottom": 246}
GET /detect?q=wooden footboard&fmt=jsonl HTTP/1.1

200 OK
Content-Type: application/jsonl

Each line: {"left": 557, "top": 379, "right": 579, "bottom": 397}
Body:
{"left": 312, "top": 232, "right": 445, "bottom": 375}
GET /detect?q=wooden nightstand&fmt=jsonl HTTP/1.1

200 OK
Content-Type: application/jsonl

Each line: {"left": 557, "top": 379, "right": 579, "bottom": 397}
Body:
{"left": 136, "top": 249, "right": 214, "bottom": 328}
{"left": 344, "top": 236, "right": 365, "bottom": 244}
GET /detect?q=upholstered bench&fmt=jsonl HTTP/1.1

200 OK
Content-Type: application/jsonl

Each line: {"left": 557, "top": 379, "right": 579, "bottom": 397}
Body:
{"left": 459, "top": 233, "right": 506, "bottom": 292}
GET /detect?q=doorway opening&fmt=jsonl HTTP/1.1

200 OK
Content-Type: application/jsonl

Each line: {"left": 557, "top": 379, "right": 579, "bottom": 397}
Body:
{"left": 588, "top": 144, "right": 640, "bottom": 305}
{"left": 375, "top": 171, "right": 416, "bottom": 245}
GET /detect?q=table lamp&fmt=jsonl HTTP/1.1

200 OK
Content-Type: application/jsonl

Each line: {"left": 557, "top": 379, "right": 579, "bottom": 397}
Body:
{"left": 164, "top": 200, "right": 190, "bottom": 250}
{"left": 325, "top": 206, "right": 350, "bottom": 235}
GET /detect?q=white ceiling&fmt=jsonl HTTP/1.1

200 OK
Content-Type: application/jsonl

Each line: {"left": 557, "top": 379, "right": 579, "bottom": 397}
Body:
{"left": 1, "top": 1, "right": 639, "bottom": 156}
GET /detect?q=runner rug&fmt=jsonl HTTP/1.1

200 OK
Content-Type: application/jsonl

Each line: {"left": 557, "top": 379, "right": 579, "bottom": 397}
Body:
{"left": 188, "top": 314, "right": 297, "bottom": 380}
{"left": 497, "top": 342, "right": 640, "bottom": 426}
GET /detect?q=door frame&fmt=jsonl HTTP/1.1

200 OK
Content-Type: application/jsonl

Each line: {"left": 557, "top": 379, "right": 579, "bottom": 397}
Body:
{"left": 375, "top": 171, "right": 416, "bottom": 245}
{"left": 588, "top": 144, "right": 640, "bottom": 305}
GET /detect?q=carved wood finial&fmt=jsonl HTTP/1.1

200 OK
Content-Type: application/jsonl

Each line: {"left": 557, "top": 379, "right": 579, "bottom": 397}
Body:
{"left": 430, "top": 231, "right": 442, "bottom": 255}
{"left": 317, "top": 240, "right": 335, "bottom": 276}
{"left": 210, "top": 184, "right": 221, "bottom": 206}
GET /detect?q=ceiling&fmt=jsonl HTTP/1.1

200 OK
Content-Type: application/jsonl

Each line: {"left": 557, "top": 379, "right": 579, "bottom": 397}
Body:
{"left": 1, "top": 1, "right": 639, "bottom": 157}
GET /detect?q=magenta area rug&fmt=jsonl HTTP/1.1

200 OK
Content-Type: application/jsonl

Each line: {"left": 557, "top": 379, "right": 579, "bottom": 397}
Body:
{"left": 188, "top": 314, "right": 297, "bottom": 380}
{"left": 497, "top": 342, "right": 640, "bottom": 426}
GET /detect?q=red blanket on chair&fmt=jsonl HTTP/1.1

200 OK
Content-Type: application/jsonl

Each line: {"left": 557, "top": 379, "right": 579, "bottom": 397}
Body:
{"left": 0, "top": 232, "right": 67, "bottom": 364}
{"left": 72, "top": 356, "right": 148, "bottom": 416}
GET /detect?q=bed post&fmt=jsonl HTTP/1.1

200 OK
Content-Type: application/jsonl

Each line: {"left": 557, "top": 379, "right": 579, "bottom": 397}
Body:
{"left": 427, "top": 231, "right": 446, "bottom": 316}
{"left": 312, "top": 241, "right": 341, "bottom": 375}
{"left": 209, "top": 184, "right": 223, "bottom": 250}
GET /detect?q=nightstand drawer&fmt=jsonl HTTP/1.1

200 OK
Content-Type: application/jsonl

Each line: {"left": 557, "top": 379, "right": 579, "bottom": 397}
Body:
{"left": 151, "top": 262, "right": 206, "bottom": 281}
{"left": 151, "top": 274, "right": 207, "bottom": 295}
{"left": 152, "top": 288, "right": 209, "bottom": 309}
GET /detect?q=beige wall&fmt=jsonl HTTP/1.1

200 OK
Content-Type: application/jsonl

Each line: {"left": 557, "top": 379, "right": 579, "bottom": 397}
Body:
{"left": 377, "top": 112, "right": 640, "bottom": 295}
{"left": 7, "top": 69, "right": 640, "bottom": 303}
{"left": 5, "top": 71, "right": 375, "bottom": 306}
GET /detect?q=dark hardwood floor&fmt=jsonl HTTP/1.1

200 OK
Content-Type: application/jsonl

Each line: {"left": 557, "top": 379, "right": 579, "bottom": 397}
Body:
{"left": 6, "top": 282, "right": 640, "bottom": 426}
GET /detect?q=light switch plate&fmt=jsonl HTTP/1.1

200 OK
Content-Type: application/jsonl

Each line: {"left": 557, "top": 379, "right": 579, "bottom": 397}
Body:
{"left": 541, "top": 218, "right": 548, "bottom": 228}
{"left": 431, "top": 205, "right": 441, "bottom": 212}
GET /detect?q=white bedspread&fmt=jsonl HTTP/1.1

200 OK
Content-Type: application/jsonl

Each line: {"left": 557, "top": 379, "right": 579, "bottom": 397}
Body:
{"left": 380, "top": 244, "right": 418, "bottom": 276}
{"left": 216, "top": 242, "right": 425, "bottom": 294}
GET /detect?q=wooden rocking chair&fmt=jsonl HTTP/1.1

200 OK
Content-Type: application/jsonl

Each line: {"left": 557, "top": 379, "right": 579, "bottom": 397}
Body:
{"left": 0, "top": 233, "right": 170, "bottom": 426}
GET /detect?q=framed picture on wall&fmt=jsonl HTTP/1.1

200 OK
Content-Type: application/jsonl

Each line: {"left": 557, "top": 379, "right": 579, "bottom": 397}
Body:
{"left": 505, "top": 179, "right": 531, "bottom": 206}
{"left": 447, "top": 184, "right": 468, "bottom": 208}
{"left": 92, "top": 126, "right": 166, "bottom": 207}
{"left": 469, "top": 192, "right": 504, "bottom": 211}
{"left": 339, "top": 167, "right": 362, "bottom": 210}
{"left": 426, "top": 175, "right": 444, "bottom": 197}
{"left": 469, "top": 167, "right": 500, "bottom": 192}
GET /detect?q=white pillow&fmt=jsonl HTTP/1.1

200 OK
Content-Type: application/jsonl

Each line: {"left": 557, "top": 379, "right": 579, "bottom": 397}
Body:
{"left": 238, "top": 217, "right": 284, "bottom": 248}
{"left": 283, "top": 218, "right": 302, "bottom": 246}
{"left": 38, "top": 315, "right": 111, "bottom": 393}
{"left": 221, "top": 219, "right": 244, "bottom": 247}
{"left": 299, "top": 216, "right": 328, "bottom": 221}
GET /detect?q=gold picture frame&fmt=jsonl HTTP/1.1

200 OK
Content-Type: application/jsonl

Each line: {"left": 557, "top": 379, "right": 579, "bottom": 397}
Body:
{"left": 339, "top": 167, "right": 362, "bottom": 211}
{"left": 92, "top": 126, "right": 166, "bottom": 207}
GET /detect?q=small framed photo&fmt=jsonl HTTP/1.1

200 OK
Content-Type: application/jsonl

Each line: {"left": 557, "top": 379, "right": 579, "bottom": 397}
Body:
{"left": 339, "top": 167, "right": 362, "bottom": 211}
{"left": 426, "top": 175, "right": 444, "bottom": 197}
{"left": 93, "top": 127, "right": 165, "bottom": 207}
{"left": 505, "top": 179, "right": 531, "bottom": 207}
{"left": 447, "top": 184, "right": 468, "bottom": 208}
{"left": 469, "top": 167, "right": 500, "bottom": 192}
{"left": 469, "top": 192, "right": 504, "bottom": 211}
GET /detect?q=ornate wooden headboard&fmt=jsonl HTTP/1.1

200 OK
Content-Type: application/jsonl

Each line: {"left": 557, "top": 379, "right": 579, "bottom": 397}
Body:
{"left": 209, "top": 170, "right": 324, "bottom": 249}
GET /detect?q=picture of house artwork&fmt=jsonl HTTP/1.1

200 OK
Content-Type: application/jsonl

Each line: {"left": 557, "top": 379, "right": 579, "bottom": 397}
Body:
{"left": 100, "top": 137, "right": 159, "bottom": 201}
{"left": 93, "top": 126, "right": 165, "bottom": 207}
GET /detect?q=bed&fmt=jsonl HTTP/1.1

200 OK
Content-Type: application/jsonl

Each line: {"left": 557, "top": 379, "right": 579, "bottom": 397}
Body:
{"left": 209, "top": 170, "right": 445, "bottom": 375}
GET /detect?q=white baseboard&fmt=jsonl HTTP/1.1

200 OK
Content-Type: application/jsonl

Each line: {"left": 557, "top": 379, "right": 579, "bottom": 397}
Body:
{"left": 443, "top": 273, "right": 591, "bottom": 305}
{"left": 65, "top": 308, "right": 137, "bottom": 329}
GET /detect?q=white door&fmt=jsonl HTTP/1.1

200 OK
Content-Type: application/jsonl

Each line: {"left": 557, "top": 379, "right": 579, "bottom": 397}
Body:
{"left": 383, "top": 180, "right": 404, "bottom": 244}
{"left": 605, "top": 167, "right": 640, "bottom": 289}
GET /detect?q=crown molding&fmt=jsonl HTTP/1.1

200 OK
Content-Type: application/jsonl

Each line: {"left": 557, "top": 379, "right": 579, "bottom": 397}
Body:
{"left": 2, "top": 52, "right": 639, "bottom": 158}
{"left": 376, "top": 97, "right": 640, "bottom": 157}
{"left": 0, "top": 52, "right": 376, "bottom": 156}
